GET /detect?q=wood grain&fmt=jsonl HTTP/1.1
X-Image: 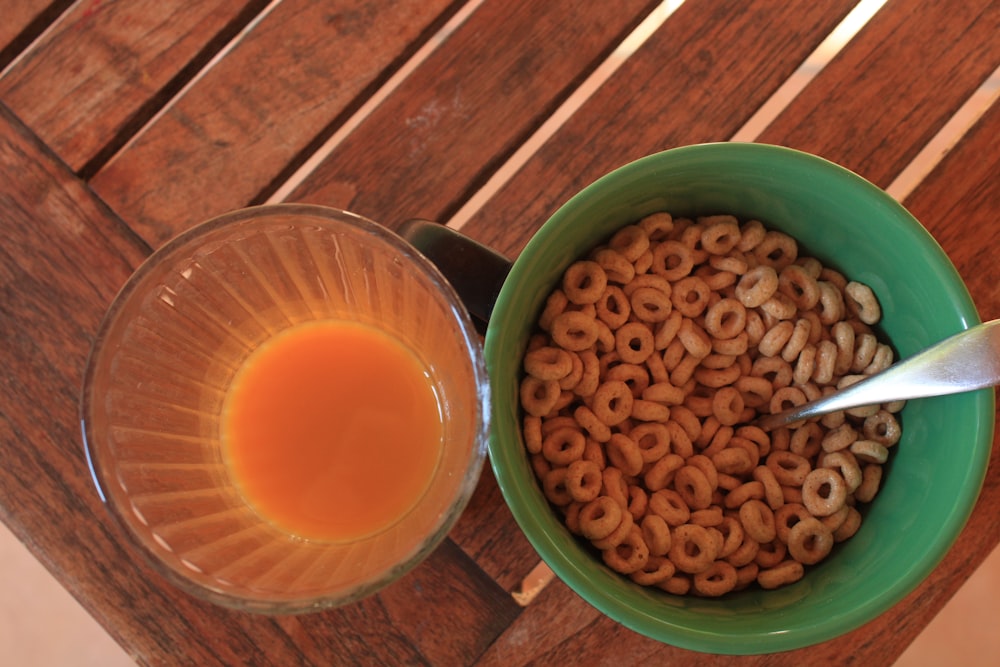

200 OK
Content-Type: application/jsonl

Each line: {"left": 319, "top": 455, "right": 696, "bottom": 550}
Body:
{"left": 0, "top": 0, "right": 271, "bottom": 173}
{"left": 88, "top": 0, "right": 462, "bottom": 247}
{"left": 457, "top": 0, "right": 857, "bottom": 257}
{"left": 285, "top": 0, "right": 663, "bottom": 228}
{"left": 757, "top": 0, "right": 1000, "bottom": 188}
{"left": 0, "top": 0, "right": 68, "bottom": 68}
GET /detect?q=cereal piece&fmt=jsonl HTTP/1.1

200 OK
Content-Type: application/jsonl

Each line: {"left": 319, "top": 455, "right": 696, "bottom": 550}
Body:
{"left": 669, "top": 523, "right": 718, "bottom": 574}
{"left": 725, "top": 531, "right": 761, "bottom": 568}
{"left": 615, "top": 321, "right": 656, "bottom": 364}
{"left": 816, "top": 281, "right": 845, "bottom": 325}
{"left": 850, "top": 439, "right": 890, "bottom": 464}
{"left": 608, "top": 224, "right": 651, "bottom": 262}
{"left": 524, "top": 346, "right": 574, "bottom": 381}
{"left": 591, "top": 380, "right": 634, "bottom": 426}
{"left": 630, "top": 555, "right": 676, "bottom": 586}
{"left": 630, "top": 287, "right": 674, "bottom": 323}
{"left": 753, "top": 230, "right": 798, "bottom": 270}
{"left": 735, "top": 265, "right": 779, "bottom": 307}
{"left": 758, "top": 320, "right": 795, "bottom": 357}
{"left": 591, "top": 505, "right": 635, "bottom": 550}
{"left": 520, "top": 376, "right": 561, "bottom": 416}
{"left": 541, "top": 427, "right": 586, "bottom": 466}
{"left": 863, "top": 410, "right": 901, "bottom": 446}
{"left": 692, "top": 560, "right": 738, "bottom": 597}
{"left": 844, "top": 281, "right": 881, "bottom": 325}
{"left": 578, "top": 496, "right": 623, "bottom": 541}
{"left": 774, "top": 502, "right": 812, "bottom": 544}
{"left": 595, "top": 286, "right": 631, "bottom": 329}
{"left": 754, "top": 539, "right": 788, "bottom": 569}
{"left": 821, "top": 451, "right": 862, "bottom": 494}
{"left": 648, "top": 488, "right": 691, "bottom": 526}
{"left": 674, "top": 466, "right": 714, "bottom": 510}
{"left": 602, "top": 525, "right": 650, "bottom": 574}
{"left": 801, "top": 468, "right": 848, "bottom": 517}
{"left": 651, "top": 240, "right": 695, "bottom": 281}
{"left": 699, "top": 215, "right": 742, "bottom": 255}
{"left": 640, "top": 514, "right": 673, "bottom": 556}
{"left": 671, "top": 276, "right": 712, "bottom": 318}
{"left": 565, "top": 459, "right": 604, "bottom": 503}
{"left": 630, "top": 422, "right": 671, "bottom": 462}
{"left": 757, "top": 560, "right": 804, "bottom": 589}
{"left": 739, "top": 498, "right": 777, "bottom": 543}
{"left": 593, "top": 248, "right": 635, "bottom": 284}
{"left": 606, "top": 433, "right": 644, "bottom": 477}
{"left": 854, "top": 463, "right": 883, "bottom": 503}
{"left": 550, "top": 310, "right": 600, "bottom": 351}
{"left": 542, "top": 468, "right": 573, "bottom": 506}
{"left": 644, "top": 453, "right": 685, "bottom": 493}
{"left": 767, "top": 451, "right": 811, "bottom": 486}
{"left": 778, "top": 264, "right": 820, "bottom": 311}
{"left": 573, "top": 404, "right": 612, "bottom": 443}
{"left": 523, "top": 415, "right": 543, "bottom": 454}
{"left": 752, "top": 465, "right": 785, "bottom": 510}
{"left": 562, "top": 260, "right": 608, "bottom": 305}
{"left": 787, "top": 517, "right": 834, "bottom": 565}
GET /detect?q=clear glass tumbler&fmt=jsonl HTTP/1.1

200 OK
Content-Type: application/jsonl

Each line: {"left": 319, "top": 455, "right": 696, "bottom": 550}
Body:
{"left": 81, "top": 204, "right": 489, "bottom": 613}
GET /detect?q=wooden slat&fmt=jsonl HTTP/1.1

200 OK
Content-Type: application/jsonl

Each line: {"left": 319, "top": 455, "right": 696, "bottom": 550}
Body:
{"left": 0, "top": 0, "right": 271, "bottom": 173}
{"left": 0, "top": 102, "right": 522, "bottom": 666}
{"left": 286, "top": 0, "right": 663, "bottom": 229}
{"left": 458, "top": 0, "right": 857, "bottom": 258}
{"left": 88, "top": 0, "right": 462, "bottom": 247}
{"left": 0, "top": 0, "right": 65, "bottom": 67}
{"left": 757, "top": 0, "right": 1000, "bottom": 188}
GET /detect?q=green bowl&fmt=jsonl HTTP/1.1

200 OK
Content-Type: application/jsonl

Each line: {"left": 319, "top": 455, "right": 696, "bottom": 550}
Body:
{"left": 484, "top": 143, "right": 994, "bottom": 654}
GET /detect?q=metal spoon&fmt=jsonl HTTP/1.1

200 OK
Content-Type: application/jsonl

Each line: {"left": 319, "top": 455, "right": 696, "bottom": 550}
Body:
{"left": 756, "top": 319, "right": 1000, "bottom": 431}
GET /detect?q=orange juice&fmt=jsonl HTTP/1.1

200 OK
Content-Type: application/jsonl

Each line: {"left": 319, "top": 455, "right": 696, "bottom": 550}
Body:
{"left": 221, "top": 320, "right": 443, "bottom": 542}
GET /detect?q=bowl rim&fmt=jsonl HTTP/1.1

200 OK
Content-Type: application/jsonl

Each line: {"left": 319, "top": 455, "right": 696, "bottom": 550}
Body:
{"left": 484, "top": 142, "right": 994, "bottom": 653}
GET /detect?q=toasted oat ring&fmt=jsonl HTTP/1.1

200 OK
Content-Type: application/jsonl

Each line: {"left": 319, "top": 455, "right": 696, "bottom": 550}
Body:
{"left": 538, "top": 289, "right": 569, "bottom": 331}
{"left": 669, "top": 523, "right": 718, "bottom": 574}
{"left": 671, "top": 276, "right": 712, "bottom": 318}
{"left": 845, "top": 281, "right": 881, "bottom": 325}
{"left": 674, "top": 465, "right": 713, "bottom": 510}
{"left": 855, "top": 463, "right": 883, "bottom": 503}
{"left": 699, "top": 215, "right": 742, "bottom": 255}
{"left": 562, "top": 260, "right": 608, "bottom": 305}
{"left": 542, "top": 467, "right": 573, "bottom": 506}
{"left": 651, "top": 240, "right": 694, "bottom": 281}
{"left": 595, "top": 285, "right": 631, "bottom": 329}
{"left": 760, "top": 293, "right": 797, "bottom": 321}
{"left": 833, "top": 506, "right": 863, "bottom": 542}
{"left": 601, "top": 466, "right": 630, "bottom": 511}
{"left": 541, "top": 427, "right": 586, "bottom": 466}
{"left": 789, "top": 422, "right": 823, "bottom": 459}
{"left": 773, "top": 502, "right": 812, "bottom": 544}
{"left": 574, "top": 350, "right": 601, "bottom": 397}
{"left": 816, "top": 280, "right": 845, "bottom": 325}
{"left": 582, "top": 437, "right": 606, "bottom": 468}
{"left": 751, "top": 355, "right": 793, "bottom": 389}
{"left": 769, "top": 385, "right": 807, "bottom": 416}
{"left": 850, "top": 439, "right": 890, "bottom": 464}
{"left": 573, "top": 405, "right": 612, "bottom": 443}
{"left": 524, "top": 346, "right": 574, "bottom": 381}
{"left": 831, "top": 320, "right": 856, "bottom": 375}
{"left": 630, "top": 422, "right": 671, "bottom": 462}
{"left": 523, "top": 415, "right": 543, "bottom": 454}
{"left": 752, "top": 465, "right": 785, "bottom": 510}
{"left": 605, "top": 362, "right": 650, "bottom": 397}
{"left": 638, "top": 211, "right": 674, "bottom": 239}
{"left": 758, "top": 320, "right": 795, "bottom": 357}
{"left": 739, "top": 499, "right": 777, "bottom": 543}
{"left": 787, "top": 517, "right": 834, "bottom": 564}
{"left": 717, "top": 516, "right": 745, "bottom": 559}
{"left": 658, "top": 574, "right": 692, "bottom": 595}
{"left": 644, "top": 453, "right": 685, "bottom": 493}
{"left": 608, "top": 224, "right": 651, "bottom": 262}
{"left": 735, "top": 265, "right": 779, "bottom": 307}
{"left": 822, "top": 451, "right": 862, "bottom": 493}
{"left": 602, "top": 525, "right": 650, "bottom": 574}
{"left": 712, "top": 447, "right": 753, "bottom": 477}
{"left": 630, "top": 286, "right": 673, "bottom": 323}
{"left": 801, "top": 468, "right": 848, "bottom": 517}
{"left": 615, "top": 321, "right": 656, "bottom": 364}
{"left": 708, "top": 386, "right": 743, "bottom": 427}
{"left": 592, "top": 380, "right": 634, "bottom": 426}
{"left": 704, "top": 297, "right": 747, "bottom": 340}
{"left": 641, "top": 514, "right": 673, "bottom": 556}
{"left": 550, "top": 310, "right": 600, "bottom": 351}
{"left": 736, "top": 218, "right": 766, "bottom": 251}
{"left": 629, "top": 555, "right": 676, "bottom": 585}
{"left": 692, "top": 560, "right": 738, "bottom": 597}
{"left": 753, "top": 230, "right": 798, "bottom": 270}
{"left": 631, "top": 399, "right": 671, "bottom": 422}
{"left": 690, "top": 506, "right": 724, "bottom": 528}
{"left": 565, "top": 459, "right": 604, "bottom": 503}
{"left": 757, "top": 560, "right": 804, "bottom": 589}
{"left": 677, "top": 317, "right": 712, "bottom": 359}
{"left": 648, "top": 488, "right": 690, "bottom": 526}
{"left": 767, "top": 451, "right": 811, "bottom": 487}
{"left": 606, "top": 433, "right": 644, "bottom": 477}
{"left": 754, "top": 539, "right": 787, "bottom": 570}
{"left": 781, "top": 318, "right": 813, "bottom": 363}
{"left": 685, "top": 454, "right": 719, "bottom": 492}
{"left": 578, "top": 496, "right": 623, "bottom": 541}
{"left": 725, "top": 531, "right": 760, "bottom": 568}
{"left": 592, "top": 247, "right": 635, "bottom": 284}
{"left": 520, "top": 376, "right": 561, "bottom": 417}
{"left": 863, "top": 410, "right": 901, "bottom": 446}
{"left": 723, "top": 480, "right": 765, "bottom": 509}
{"left": 778, "top": 263, "right": 820, "bottom": 311}
{"left": 592, "top": 507, "right": 634, "bottom": 549}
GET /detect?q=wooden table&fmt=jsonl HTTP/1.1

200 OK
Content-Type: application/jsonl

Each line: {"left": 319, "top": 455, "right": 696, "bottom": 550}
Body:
{"left": 2, "top": 1, "right": 998, "bottom": 664}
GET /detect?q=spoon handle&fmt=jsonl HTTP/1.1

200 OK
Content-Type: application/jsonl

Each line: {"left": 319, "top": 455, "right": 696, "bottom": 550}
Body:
{"left": 757, "top": 319, "right": 1000, "bottom": 431}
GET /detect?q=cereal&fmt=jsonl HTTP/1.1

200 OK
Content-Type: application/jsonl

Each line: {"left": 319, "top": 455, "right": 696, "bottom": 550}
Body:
{"left": 520, "top": 213, "right": 899, "bottom": 595}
